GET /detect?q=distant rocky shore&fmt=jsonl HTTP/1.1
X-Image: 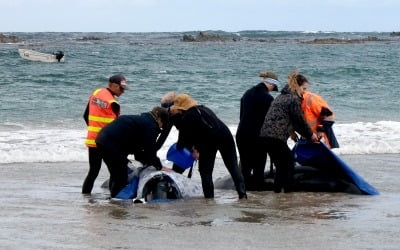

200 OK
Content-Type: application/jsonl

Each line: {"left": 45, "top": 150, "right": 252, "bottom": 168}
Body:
{"left": 390, "top": 32, "right": 400, "bottom": 36}
{"left": 302, "top": 36, "right": 385, "bottom": 44}
{"left": 182, "top": 32, "right": 240, "bottom": 42}
{"left": 76, "top": 36, "right": 103, "bottom": 41}
{"left": 182, "top": 31, "right": 398, "bottom": 44}
{"left": 1, "top": 31, "right": 399, "bottom": 45}
{"left": 0, "top": 33, "right": 22, "bottom": 43}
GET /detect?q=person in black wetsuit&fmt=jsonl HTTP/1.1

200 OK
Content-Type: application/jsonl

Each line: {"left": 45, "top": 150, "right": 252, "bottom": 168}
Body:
{"left": 236, "top": 71, "right": 279, "bottom": 191}
{"left": 169, "top": 93, "right": 247, "bottom": 199}
{"left": 95, "top": 107, "right": 169, "bottom": 198}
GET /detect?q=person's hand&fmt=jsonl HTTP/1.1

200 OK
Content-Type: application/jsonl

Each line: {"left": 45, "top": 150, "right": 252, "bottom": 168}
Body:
{"left": 290, "top": 132, "right": 299, "bottom": 142}
{"left": 161, "top": 166, "right": 172, "bottom": 172}
{"left": 310, "top": 133, "right": 320, "bottom": 143}
{"left": 317, "top": 131, "right": 325, "bottom": 140}
{"left": 192, "top": 148, "right": 200, "bottom": 160}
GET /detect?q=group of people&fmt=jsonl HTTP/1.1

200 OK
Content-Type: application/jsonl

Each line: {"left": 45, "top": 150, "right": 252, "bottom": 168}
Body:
{"left": 81, "top": 70, "right": 338, "bottom": 199}
{"left": 237, "top": 71, "right": 338, "bottom": 193}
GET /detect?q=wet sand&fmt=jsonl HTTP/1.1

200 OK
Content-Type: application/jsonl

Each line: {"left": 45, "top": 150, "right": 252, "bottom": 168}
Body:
{"left": 1, "top": 154, "right": 400, "bottom": 249}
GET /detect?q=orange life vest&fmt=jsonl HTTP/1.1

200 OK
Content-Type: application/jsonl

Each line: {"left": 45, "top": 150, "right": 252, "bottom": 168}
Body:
{"left": 301, "top": 91, "right": 334, "bottom": 147}
{"left": 85, "top": 88, "right": 119, "bottom": 147}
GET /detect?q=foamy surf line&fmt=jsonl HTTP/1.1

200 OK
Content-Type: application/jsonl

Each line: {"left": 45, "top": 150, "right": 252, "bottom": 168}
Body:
{"left": 0, "top": 121, "right": 400, "bottom": 163}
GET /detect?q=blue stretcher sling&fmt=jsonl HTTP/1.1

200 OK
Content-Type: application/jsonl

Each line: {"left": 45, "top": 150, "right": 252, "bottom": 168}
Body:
{"left": 293, "top": 140, "right": 379, "bottom": 195}
{"left": 115, "top": 167, "right": 139, "bottom": 199}
{"left": 115, "top": 176, "right": 139, "bottom": 199}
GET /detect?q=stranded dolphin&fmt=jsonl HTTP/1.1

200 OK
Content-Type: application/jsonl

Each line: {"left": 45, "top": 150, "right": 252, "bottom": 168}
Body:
{"left": 215, "top": 140, "right": 379, "bottom": 195}
{"left": 101, "top": 161, "right": 203, "bottom": 203}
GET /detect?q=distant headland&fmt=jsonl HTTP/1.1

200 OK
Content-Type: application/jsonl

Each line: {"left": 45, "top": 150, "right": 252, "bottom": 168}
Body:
{"left": 2, "top": 31, "right": 400, "bottom": 45}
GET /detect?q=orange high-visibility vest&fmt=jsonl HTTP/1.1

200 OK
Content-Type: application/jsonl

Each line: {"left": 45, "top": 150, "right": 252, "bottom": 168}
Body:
{"left": 85, "top": 88, "right": 119, "bottom": 147}
{"left": 301, "top": 91, "right": 334, "bottom": 147}
{"left": 301, "top": 91, "right": 334, "bottom": 132}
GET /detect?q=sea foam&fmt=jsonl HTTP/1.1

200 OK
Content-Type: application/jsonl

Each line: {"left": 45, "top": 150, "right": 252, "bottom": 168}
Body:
{"left": 0, "top": 121, "right": 399, "bottom": 164}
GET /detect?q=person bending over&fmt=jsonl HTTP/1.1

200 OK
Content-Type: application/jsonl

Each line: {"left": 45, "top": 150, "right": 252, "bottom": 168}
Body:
{"left": 301, "top": 90, "right": 339, "bottom": 148}
{"left": 95, "top": 107, "right": 169, "bottom": 198}
{"left": 260, "top": 71, "right": 319, "bottom": 193}
{"left": 169, "top": 94, "right": 247, "bottom": 199}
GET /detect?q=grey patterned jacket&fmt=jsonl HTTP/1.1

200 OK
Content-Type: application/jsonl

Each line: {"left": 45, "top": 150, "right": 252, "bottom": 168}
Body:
{"left": 259, "top": 85, "right": 312, "bottom": 142}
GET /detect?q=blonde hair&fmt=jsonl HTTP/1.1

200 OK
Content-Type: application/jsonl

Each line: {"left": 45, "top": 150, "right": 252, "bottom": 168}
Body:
{"left": 288, "top": 71, "right": 309, "bottom": 98}
{"left": 170, "top": 93, "right": 198, "bottom": 111}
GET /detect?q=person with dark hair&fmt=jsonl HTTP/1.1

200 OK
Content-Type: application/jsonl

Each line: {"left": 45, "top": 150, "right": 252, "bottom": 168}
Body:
{"left": 82, "top": 74, "right": 128, "bottom": 194}
{"left": 95, "top": 107, "right": 170, "bottom": 198}
{"left": 155, "top": 91, "right": 176, "bottom": 151}
{"left": 236, "top": 71, "right": 279, "bottom": 191}
{"left": 169, "top": 93, "right": 247, "bottom": 199}
{"left": 260, "top": 71, "right": 319, "bottom": 193}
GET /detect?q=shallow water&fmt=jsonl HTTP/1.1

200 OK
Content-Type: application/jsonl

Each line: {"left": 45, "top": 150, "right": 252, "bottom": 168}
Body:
{"left": 1, "top": 154, "right": 399, "bottom": 249}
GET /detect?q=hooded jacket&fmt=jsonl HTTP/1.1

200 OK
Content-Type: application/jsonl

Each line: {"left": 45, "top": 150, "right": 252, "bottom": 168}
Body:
{"left": 260, "top": 85, "right": 312, "bottom": 142}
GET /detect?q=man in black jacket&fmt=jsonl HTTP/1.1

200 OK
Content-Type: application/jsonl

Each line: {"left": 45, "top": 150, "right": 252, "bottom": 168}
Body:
{"left": 96, "top": 107, "right": 169, "bottom": 198}
{"left": 236, "top": 72, "right": 279, "bottom": 191}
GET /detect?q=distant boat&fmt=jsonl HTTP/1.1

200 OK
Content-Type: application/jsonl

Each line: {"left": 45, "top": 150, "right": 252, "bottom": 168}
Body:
{"left": 18, "top": 49, "right": 65, "bottom": 63}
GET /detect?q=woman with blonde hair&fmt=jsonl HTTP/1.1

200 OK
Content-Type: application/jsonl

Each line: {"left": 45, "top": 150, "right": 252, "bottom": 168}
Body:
{"left": 169, "top": 93, "right": 247, "bottom": 199}
{"left": 259, "top": 71, "right": 319, "bottom": 193}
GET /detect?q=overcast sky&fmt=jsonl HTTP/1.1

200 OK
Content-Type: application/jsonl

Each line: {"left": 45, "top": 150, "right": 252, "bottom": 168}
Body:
{"left": 1, "top": 0, "right": 399, "bottom": 32}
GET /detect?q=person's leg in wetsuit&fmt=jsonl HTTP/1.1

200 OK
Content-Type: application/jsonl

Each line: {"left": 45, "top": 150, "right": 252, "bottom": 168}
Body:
{"left": 198, "top": 147, "right": 217, "bottom": 198}
{"left": 251, "top": 137, "right": 268, "bottom": 191}
{"left": 237, "top": 137, "right": 254, "bottom": 190}
{"left": 218, "top": 132, "right": 247, "bottom": 198}
{"left": 82, "top": 147, "right": 103, "bottom": 194}
{"left": 97, "top": 145, "right": 129, "bottom": 198}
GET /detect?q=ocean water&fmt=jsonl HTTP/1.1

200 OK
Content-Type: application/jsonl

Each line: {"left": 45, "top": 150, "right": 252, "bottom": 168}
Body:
{"left": 1, "top": 31, "right": 400, "bottom": 163}
{"left": 2, "top": 31, "right": 400, "bottom": 250}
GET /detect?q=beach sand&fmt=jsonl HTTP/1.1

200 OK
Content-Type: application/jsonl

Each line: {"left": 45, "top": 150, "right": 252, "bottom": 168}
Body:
{"left": 0, "top": 154, "right": 399, "bottom": 249}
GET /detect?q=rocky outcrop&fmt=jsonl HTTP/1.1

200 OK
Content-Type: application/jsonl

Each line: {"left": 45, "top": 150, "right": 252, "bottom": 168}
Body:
{"left": 76, "top": 36, "right": 102, "bottom": 41}
{"left": 182, "top": 32, "right": 239, "bottom": 42}
{"left": 0, "top": 33, "right": 22, "bottom": 43}
{"left": 302, "top": 36, "right": 384, "bottom": 44}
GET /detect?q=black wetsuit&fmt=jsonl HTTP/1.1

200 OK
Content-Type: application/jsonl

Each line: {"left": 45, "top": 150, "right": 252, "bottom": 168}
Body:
{"left": 96, "top": 113, "right": 163, "bottom": 197}
{"left": 176, "top": 105, "right": 246, "bottom": 198}
{"left": 236, "top": 82, "right": 274, "bottom": 190}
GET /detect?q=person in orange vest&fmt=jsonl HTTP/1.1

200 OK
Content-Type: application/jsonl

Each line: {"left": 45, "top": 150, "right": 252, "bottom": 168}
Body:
{"left": 301, "top": 90, "right": 339, "bottom": 148}
{"left": 82, "top": 74, "right": 128, "bottom": 194}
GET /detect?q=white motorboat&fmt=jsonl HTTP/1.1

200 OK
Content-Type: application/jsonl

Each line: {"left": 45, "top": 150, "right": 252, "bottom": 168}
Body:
{"left": 18, "top": 48, "right": 65, "bottom": 63}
